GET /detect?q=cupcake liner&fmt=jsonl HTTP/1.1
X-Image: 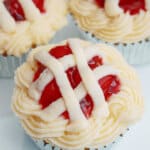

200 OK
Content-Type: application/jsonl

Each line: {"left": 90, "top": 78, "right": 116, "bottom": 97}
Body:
{"left": 70, "top": 15, "right": 150, "bottom": 65}
{"left": 0, "top": 54, "right": 26, "bottom": 78}
{"left": 33, "top": 139, "right": 114, "bottom": 150}
{"left": 80, "top": 29, "right": 150, "bottom": 65}
{"left": 79, "top": 29, "right": 150, "bottom": 65}
{"left": 32, "top": 130, "right": 128, "bottom": 150}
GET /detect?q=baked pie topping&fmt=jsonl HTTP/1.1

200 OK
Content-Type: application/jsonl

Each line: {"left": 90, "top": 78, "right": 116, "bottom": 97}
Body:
{"left": 31, "top": 39, "right": 120, "bottom": 121}
{"left": 95, "top": 0, "right": 146, "bottom": 15}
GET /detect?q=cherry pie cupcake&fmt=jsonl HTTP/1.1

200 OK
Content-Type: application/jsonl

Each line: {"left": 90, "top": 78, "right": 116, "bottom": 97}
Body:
{"left": 12, "top": 39, "right": 144, "bottom": 150}
{"left": 69, "top": 0, "right": 150, "bottom": 64}
{"left": 0, "top": 0, "right": 68, "bottom": 77}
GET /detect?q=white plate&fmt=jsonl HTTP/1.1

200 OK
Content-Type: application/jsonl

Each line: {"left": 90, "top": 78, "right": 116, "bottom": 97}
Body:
{"left": 0, "top": 17, "right": 150, "bottom": 150}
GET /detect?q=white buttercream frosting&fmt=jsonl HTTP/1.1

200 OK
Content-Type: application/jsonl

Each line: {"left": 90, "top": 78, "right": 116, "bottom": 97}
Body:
{"left": 12, "top": 39, "right": 144, "bottom": 149}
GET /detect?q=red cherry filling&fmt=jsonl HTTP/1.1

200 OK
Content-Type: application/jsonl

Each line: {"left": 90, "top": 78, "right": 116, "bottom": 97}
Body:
{"left": 33, "top": 45, "right": 121, "bottom": 119}
{"left": 99, "top": 75, "right": 120, "bottom": 100}
{"left": 88, "top": 56, "right": 103, "bottom": 70}
{"left": 49, "top": 44, "right": 72, "bottom": 59}
{"left": 33, "top": 62, "right": 46, "bottom": 81}
{"left": 61, "top": 111, "right": 70, "bottom": 120}
{"left": 94, "top": 0, "right": 146, "bottom": 15}
{"left": 4, "top": 0, "right": 45, "bottom": 21}
{"left": 66, "top": 67, "right": 81, "bottom": 89}
{"left": 80, "top": 95, "right": 94, "bottom": 118}
{"left": 39, "top": 79, "right": 62, "bottom": 109}
{"left": 94, "top": 0, "right": 105, "bottom": 8}
{"left": 4, "top": 0, "right": 25, "bottom": 21}
{"left": 119, "top": 0, "right": 146, "bottom": 15}
{"left": 32, "top": 0, "right": 46, "bottom": 13}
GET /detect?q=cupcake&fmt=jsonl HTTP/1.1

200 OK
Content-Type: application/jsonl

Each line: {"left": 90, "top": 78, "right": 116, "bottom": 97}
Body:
{"left": 0, "top": 0, "right": 68, "bottom": 78}
{"left": 69, "top": 0, "right": 150, "bottom": 64}
{"left": 12, "top": 39, "right": 144, "bottom": 150}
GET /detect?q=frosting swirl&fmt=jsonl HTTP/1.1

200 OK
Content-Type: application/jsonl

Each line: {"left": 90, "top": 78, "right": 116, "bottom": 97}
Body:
{"left": 69, "top": 0, "right": 150, "bottom": 43}
{"left": 12, "top": 39, "right": 144, "bottom": 149}
{"left": 0, "top": 0, "right": 68, "bottom": 56}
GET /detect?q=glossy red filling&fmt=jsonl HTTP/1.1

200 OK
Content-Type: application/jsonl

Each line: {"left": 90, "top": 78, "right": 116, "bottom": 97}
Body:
{"left": 33, "top": 45, "right": 121, "bottom": 119}
{"left": 39, "top": 79, "right": 62, "bottom": 109}
{"left": 4, "top": 0, "right": 25, "bottom": 21}
{"left": 95, "top": 0, "right": 146, "bottom": 15}
{"left": 95, "top": 0, "right": 105, "bottom": 8}
{"left": 99, "top": 75, "right": 120, "bottom": 100}
{"left": 33, "top": 62, "right": 46, "bottom": 81}
{"left": 32, "top": 0, "right": 46, "bottom": 13}
{"left": 4, "top": 0, "right": 45, "bottom": 21}
{"left": 80, "top": 94, "right": 94, "bottom": 118}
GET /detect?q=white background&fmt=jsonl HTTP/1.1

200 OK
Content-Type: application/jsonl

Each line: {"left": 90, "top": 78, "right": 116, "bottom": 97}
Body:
{"left": 0, "top": 17, "right": 150, "bottom": 150}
